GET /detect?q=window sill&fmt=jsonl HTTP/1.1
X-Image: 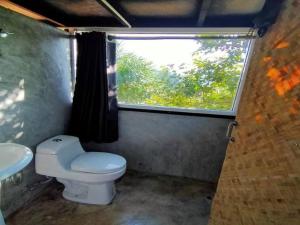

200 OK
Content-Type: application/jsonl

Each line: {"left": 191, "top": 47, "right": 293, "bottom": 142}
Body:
{"left": 118, "top": 104, "right": 236, "bottom": 119}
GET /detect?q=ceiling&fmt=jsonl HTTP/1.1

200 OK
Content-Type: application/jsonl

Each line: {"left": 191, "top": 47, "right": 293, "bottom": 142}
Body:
{"left": 8, "top": 0, "right": 283, "bottom": 28}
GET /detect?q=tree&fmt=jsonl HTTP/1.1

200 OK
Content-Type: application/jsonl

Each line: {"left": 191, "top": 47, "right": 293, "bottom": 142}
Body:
{"left": 182, "top": 38, "right": 249, "bottom": 110}
{"left": 116, "top": 52, "right": 157, "bottom": 104}
{"left": 116, "top": 38, "right": 249, "bottom": 110}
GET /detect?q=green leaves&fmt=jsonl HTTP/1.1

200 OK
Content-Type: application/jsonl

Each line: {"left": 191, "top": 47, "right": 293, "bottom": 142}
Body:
{"left": 116, "top": 38, "right": 250, "bottom": 111}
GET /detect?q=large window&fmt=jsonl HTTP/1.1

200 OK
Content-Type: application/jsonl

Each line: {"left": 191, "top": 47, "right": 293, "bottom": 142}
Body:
{"left": 115, "top": 34, "right": 253, "bottom": 114}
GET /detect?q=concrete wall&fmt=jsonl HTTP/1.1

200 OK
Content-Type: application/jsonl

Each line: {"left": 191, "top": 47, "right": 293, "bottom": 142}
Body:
{"left": 209, "top": 1, "right": 300, "bottom": 224}
{"left": 0, "top": 7, "right": 71, "bottom": 217}
{"left": 86, "top": 110, "right": 233, "bottom": 182}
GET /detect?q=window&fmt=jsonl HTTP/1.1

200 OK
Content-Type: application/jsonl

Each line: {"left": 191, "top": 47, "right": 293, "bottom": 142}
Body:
{"left": 114, "top": 33, "right": 253, "bottom": 115}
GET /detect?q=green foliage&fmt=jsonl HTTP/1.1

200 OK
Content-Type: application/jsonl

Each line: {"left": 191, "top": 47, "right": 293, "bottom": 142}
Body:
{"left": 116, "top": 38, "right": 249, "bottom": 111}
{"left": 116, "top": 52, "right": 156, "bottom": 104}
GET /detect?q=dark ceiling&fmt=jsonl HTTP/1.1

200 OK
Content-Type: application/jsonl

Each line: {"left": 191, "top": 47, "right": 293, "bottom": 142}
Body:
{"left": 10, "top": 0, "right": 283, "bottom": 28}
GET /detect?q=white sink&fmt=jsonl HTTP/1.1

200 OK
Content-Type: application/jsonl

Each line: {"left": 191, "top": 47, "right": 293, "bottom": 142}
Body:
{"left": 0, "top": 143, "right": 33, "bottom": 181}
{"left": 0, "top": 143, "right": 33, "bottom": 225}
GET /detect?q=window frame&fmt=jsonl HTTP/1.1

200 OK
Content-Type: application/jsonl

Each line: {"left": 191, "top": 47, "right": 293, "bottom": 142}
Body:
{"left": 81, "top": 27, "right": 256, "bottom": 116}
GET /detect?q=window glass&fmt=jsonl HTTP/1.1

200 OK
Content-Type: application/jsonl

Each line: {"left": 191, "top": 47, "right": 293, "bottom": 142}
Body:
{"left": 115, "top": 35, "right": 251, "bottom": 112}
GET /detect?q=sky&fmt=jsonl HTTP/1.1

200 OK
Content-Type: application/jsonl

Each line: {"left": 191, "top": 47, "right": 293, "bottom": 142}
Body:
{"left": 117, "top": 39, "right": 199, "bottom": 69}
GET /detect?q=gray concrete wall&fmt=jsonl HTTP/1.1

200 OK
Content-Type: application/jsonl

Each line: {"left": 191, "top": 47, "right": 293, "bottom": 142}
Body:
{"left": 86, "top": 111, "right": 232, "bottom": 182}
{"left": 0, "top": 7, "right": 71, "bottom": 217}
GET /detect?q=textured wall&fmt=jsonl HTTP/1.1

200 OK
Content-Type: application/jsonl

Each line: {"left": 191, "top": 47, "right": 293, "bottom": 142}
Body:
{"left": 209, "top": 1, "right": 300, "bottom": 224}
{"left": 0, "top": 7, "right": 71, "bottom": 217}
{"left": 86, "top": 111, "right": 233, "bottom": 182}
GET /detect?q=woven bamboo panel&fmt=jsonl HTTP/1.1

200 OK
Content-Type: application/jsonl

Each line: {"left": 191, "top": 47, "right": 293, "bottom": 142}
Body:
{"left": 209, "top": 0, "right": 300, "bottom": 225}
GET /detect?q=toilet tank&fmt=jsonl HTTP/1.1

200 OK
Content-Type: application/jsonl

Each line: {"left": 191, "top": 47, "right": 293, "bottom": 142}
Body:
{"left": 37, "top": 135, "right": 81, "bottom": 155}
{"left": 36, "top": 135, "right": 84, "bottom": 176}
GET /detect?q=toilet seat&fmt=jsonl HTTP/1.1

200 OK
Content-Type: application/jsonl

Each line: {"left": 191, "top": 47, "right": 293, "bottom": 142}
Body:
{"left": 71, "top": 152, "right": 126, "bottom": 174}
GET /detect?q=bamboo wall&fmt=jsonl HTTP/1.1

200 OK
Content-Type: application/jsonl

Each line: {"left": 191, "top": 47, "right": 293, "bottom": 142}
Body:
{"left": 209, "top": 0, "right": 300, "bottom": 224}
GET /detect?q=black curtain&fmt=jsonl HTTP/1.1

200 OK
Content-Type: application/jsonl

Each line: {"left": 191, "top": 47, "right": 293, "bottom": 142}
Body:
{"left": 69, "top": 32, "right": 118, "bottom": 143}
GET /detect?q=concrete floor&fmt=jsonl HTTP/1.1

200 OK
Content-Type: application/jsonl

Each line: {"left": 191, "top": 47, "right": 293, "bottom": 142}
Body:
{"left": 7, "top": 171, "right": 215, "bottom": 225}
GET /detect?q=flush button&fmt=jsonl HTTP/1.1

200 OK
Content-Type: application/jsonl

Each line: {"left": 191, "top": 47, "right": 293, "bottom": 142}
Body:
{"left": 52, "top": 138, "right": 62, "bottom": 142}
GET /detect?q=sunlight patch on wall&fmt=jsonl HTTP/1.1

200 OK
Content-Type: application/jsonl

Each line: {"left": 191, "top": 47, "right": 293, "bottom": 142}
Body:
{"left": 267, "top": 65, "right": 300, "bottom": 96}
{"left": 0, "top": 79, "right": 25, "bottom": 110}
{"left": 255, "top": 113, "right": 264, "bottom": 124}
{"left": 15, "top": 131, "right": 24, "bottom": 139}
{"left": 262, "top": 56, "right": 272, "bottom": 63}
{"left": 275, "top": 41, "right": 290, "bottom": 49}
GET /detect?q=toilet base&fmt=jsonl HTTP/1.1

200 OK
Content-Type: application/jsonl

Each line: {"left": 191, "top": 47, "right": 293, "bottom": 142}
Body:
{"left": 57, "top": 178, "right": 116, "bottom": 205}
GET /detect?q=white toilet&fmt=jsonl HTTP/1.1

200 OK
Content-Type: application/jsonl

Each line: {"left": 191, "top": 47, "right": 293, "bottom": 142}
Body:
{"left": 35, "top": 135, "right": 126, "bottom": 205}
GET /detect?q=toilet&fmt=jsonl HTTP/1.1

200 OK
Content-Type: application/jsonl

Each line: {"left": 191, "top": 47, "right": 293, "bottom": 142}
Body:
{"left": 35, "top": 135, "right": 126, "bottom": 205}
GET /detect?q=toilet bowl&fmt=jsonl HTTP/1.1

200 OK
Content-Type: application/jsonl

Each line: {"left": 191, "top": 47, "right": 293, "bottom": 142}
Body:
{"left": 35, "top": 135, "right": 126, "bottom": 205}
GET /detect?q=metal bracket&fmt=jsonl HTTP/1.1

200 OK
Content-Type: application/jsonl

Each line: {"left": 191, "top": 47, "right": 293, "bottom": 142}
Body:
{"left": 226, "top": 121, "right": 238, "bottom": 142}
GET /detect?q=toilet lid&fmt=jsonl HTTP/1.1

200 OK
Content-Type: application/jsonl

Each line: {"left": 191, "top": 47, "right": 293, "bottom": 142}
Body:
{"left": 71, "top": 152, "right": 126, "bottom": 174}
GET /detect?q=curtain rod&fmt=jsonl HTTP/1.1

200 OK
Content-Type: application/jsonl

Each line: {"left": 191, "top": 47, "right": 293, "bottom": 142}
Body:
{"left": 66, "top": 27, "right": 256, "bottom": 34}
{"left": 107, "top": 35, "right": 256, "bottom": 41}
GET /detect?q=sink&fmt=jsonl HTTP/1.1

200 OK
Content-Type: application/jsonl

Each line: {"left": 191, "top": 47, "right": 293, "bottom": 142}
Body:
{"left": 0, "top": 143, "right": 33, "bottom": 225}
{"left": 0, "top": 143, "right": 33, "bottom": 181}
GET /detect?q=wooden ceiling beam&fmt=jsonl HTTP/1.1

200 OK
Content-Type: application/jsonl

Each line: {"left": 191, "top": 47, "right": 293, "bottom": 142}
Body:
{"left": 96, "top": 0, "right": 131, "bottom": 27}
{"left": 197, "top": 0, "right": 213, "bottom": 26}
{"left": 0, "top": 0, "right": 64, "bottom": 27}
